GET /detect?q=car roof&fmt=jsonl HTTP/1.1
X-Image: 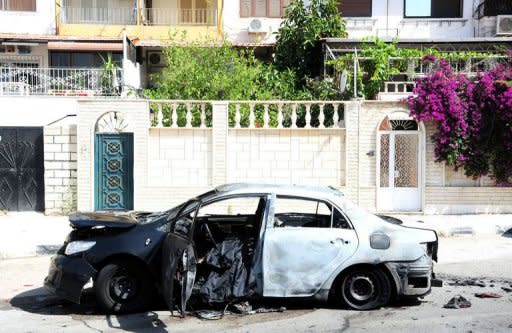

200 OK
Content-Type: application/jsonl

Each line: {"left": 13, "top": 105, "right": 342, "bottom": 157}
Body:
{"left": 212, "top": 183, "right": 344, "bottom": 201}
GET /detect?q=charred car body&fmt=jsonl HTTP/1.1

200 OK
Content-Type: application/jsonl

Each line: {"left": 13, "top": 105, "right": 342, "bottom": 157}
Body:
{"left": 45, "top": 184, "right": 441, "bottom": 314}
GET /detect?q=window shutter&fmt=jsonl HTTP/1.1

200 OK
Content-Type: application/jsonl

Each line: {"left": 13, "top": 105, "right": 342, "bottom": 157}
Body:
{"left": 5, "top": 0, "right": 36, "bottom": 11}
{"left": 254, "top": 0, "right": 266, "bottom": 17}
{"left": 240, "top": 0, "right": 251, "bottom": 17}
{"left": 282, "top": 0, "right": 291, "bottom": 16}
{"left": 268, "top": 0, "right": 281, "bottom": 17}
{"left": 339, "top": 0, "right": 372, "bottom": 17}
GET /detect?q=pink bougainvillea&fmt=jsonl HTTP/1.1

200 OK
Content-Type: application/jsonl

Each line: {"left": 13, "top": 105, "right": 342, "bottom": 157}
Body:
{"left": 408, "top": 55, "right": 512, "bottom": 184}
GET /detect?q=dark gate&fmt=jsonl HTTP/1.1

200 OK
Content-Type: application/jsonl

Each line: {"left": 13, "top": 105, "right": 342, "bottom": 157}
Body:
{"left": 0, "top": 127, "right": 44, "bottom": 211}
{"left": 94, "top": 133, "right": 134, "bottom": 211}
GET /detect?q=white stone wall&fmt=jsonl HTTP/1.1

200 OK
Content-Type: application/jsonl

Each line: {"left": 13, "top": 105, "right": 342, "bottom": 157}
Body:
{"left": 227, "top": 129, "right": 345, "bottom": 187}
{"left": 148, "top": 128, "right": 212, "bottom": 187}
{"left": 73, "top": 98, "right": 512, "bottom": 214}
{"left": 0, "top": 0, "right": 56, "bottom": 35}
{"left": 44, "top": 125, "right": 77, "bottom": 215}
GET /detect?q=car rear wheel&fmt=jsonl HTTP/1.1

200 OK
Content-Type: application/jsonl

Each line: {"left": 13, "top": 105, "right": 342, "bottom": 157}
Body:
{"left": 337, "top": 267, "right": 392, "bottom": 310}
{"left": 95, "top": 260, "right": 153, "bottom": 314}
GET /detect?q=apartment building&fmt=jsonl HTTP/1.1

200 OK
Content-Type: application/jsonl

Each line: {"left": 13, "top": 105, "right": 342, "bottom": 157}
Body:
{"left": 226, "top": 0, "right": 512, "bottom": 45}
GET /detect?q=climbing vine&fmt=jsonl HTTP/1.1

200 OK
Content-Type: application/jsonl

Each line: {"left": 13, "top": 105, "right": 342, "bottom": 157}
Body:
{"left": 408, "top": 55, "right": 512, "bottom": 184}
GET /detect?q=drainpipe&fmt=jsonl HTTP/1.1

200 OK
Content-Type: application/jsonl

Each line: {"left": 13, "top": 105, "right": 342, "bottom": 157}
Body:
{"left": 386, "top": 0, "right": 390, "bottom": 37}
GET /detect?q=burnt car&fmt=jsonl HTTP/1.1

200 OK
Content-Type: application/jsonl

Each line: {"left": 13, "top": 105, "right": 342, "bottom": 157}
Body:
{"left": 45, "top": 184, "right": 441, "bottom": 314}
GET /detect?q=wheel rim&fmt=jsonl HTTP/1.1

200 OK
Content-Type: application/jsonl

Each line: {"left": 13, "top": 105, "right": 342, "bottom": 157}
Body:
{"left": 110, "top": 273, "right": 138, "bottom": 302}
{"left": 342, "top": 270, "right": 383, "bottom": 309}
{"left": 349, "top": 276, "right": 375, "bottom": 302}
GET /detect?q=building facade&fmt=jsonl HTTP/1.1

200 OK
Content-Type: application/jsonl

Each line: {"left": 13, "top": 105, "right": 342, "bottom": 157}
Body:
{"left": 0, "top": 0, "right": 511, "bottom": 215}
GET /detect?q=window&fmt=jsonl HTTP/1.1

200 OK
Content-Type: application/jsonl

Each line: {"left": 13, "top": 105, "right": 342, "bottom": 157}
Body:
{"left": 404, "top": 0, "right": 462, "bottom": 18}
{"left": 339, "top": 0, "right": 372, "bottom": 17}
{"left": 50, "top": 52, "right": 122, "bottom": 68}
{"left": 0, "top": 0, "right": 36, "bottom": 11}
{"left": 240, "top": 0, "right": 291, "bottom": 18}
{"left": 274, "top": 196, "right": 351, "bottom": 229}
{"left": 197, "top": 197, "right": 262, "bottom": 217}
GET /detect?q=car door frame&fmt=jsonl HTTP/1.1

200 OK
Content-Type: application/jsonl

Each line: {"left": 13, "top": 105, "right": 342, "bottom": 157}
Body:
{"left": 162, "top": 193, "right": 272, "bottom": 314}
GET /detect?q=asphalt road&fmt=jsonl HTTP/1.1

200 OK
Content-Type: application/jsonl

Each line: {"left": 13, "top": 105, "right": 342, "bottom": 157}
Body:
{"left": 1, "top": 236, "right": 511, "bottom": 333}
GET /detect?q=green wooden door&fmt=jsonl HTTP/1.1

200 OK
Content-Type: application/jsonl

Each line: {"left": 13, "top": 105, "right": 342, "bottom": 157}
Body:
{"left": 94, "top": 133, "right": 134, "bottom": 211}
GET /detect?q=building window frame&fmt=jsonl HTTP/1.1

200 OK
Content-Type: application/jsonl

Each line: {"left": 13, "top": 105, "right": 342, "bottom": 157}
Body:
{"left": 339, "top": 0, "right": 373, "bottom": 18}
{"left": 240, "top": 0, "right": 290, "bottom": 18}
{"left": 0, "top": 0, "right": 37, "bottom": 12}
{"left": 403, "top": 0, "right": 463, "bottom": 19}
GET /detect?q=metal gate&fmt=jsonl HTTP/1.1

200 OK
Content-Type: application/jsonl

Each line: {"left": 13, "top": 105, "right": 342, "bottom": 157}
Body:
{"left": 94, "top": 133, "right": 133, "bottom": 211}
{"left": 0, "top": 127, "right": 44, "bottom": 211}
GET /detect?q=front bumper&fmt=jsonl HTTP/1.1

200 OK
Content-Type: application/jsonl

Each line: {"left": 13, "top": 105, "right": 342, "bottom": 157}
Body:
{"left": 44, "top": 255, "right": 97, "bottom": 304}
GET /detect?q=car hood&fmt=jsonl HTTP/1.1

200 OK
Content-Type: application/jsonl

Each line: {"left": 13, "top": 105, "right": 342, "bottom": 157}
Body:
{"left": 69, "top": 212, "right": 139, "bottom": 229}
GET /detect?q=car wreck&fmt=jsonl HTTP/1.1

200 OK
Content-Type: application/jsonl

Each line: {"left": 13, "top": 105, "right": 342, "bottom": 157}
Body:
{"left": 45, "top": 183, "right": 441, "bottom": 314}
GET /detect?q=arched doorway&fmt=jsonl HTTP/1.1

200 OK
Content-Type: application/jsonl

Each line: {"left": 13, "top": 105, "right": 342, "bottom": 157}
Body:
{"left": 94, "top": 111, "right": 133, "bottom": 211}
{"left": 377, "top": 113, "right": 423, "bottom": 212}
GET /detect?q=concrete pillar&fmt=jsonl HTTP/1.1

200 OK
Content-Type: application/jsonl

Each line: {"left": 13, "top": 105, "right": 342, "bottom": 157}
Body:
{"left": 211, "top": 101, "right": 229, "bottom": 186}
{"left": 344, "top": 100, "right": 363, "bottom": 204}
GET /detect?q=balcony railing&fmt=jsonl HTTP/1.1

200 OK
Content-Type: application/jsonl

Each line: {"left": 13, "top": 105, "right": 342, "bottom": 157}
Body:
{"left": 61, "top": 6, "right": 136, "bottom": 25}
{"left": 149, "top": 100, "right": 346, "bottom": 129}
{"left": 0, "top": 67, "right": 123, "bottom": 97}
{"left": 143, "top": 8, "right": 217, "bottom": 26}
{"left": 475, "top": 0, "right": 512, "bottom": 19}
{"left": 61, "top": 6, "right": 217, "bottom": 26}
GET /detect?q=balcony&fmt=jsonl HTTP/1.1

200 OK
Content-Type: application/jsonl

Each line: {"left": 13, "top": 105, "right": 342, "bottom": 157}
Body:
{"left": 61, "top": 6, "right": 136, "bottom": 25}
{"left": 0, "top": 67, "right": 123, "bottom": 97}
{"left": 143, "top": 8, "right": 217, "bottom": 26}
{"left": 58, "top": 3, "right": 220, "bottom": 39}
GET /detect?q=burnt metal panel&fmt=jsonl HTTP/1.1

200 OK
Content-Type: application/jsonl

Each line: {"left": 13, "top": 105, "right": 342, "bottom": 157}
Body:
{"left": 0, "top": 127, "right": 44, "bottom": 211}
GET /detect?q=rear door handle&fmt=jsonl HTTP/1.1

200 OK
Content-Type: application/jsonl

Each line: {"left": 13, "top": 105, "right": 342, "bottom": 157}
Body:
{"left": 330, "top": 238, "right": 350, "bottom": 245}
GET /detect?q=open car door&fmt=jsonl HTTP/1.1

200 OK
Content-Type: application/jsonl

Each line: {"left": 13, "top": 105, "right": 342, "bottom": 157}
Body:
{"left": 162, "top": 199, "right": 200, "bottom": 316}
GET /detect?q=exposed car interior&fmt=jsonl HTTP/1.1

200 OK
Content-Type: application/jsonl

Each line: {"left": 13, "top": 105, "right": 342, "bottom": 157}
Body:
{"left": 187, "top": 196, "right": 267, "bottom": 303}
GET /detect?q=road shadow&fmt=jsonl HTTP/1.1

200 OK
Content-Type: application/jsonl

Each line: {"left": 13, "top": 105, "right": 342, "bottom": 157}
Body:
{"left": 8, "top": 287, "right": 168, "bottom": 332}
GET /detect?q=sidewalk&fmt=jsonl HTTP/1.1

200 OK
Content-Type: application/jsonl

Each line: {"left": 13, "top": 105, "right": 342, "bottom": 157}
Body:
{"left": 0, "top": 212, "right": 511, "bottom": 259}
{"left": 0, "top": 212, "right": 70, "bottom": 259}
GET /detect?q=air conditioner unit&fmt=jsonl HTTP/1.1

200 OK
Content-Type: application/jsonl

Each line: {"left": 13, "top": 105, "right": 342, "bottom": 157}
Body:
{"left": 496, "top": 15, "right": 512, "bottom": 36}
{"left": 248, "top": 18, "right": 266, "bottom": 34}
{"left": 147, "top": 51, "right": 166, "bottom": 67}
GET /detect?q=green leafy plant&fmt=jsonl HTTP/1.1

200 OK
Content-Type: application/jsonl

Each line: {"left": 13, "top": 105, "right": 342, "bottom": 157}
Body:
{"left": 274, "top": 0, "right": 347, "bottom": 86}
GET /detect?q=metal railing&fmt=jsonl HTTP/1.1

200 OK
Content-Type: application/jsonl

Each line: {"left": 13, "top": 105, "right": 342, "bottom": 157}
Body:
{"left": 0, "top": 67, "right": 123, "bottom": 96}
{"left": 475, "top": 0, "right": 512, "bottom": 19}
{"left": 143, "top": 8, "right": 217, "bottom": 26}
{"left": 149, "top": 101, "right": 346, "bottom": 129}
{"left": 61, "top": 6, "right": 136, "bottom": 25}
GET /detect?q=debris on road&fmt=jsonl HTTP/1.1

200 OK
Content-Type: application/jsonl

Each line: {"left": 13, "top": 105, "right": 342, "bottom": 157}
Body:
{"left": 474, "top": 292, "right": 502, "bottom": 298}
{"left": 448, "top": 279, "right": 486, "bottom": 287}
{"left": 501, "top": 286, "right": 512, "bottom": 293}
{"left": 443, "top": 295, "right": 471, "bottom": 309}
{"left": 193, "top": 302, "right": 286, "bottom": 320}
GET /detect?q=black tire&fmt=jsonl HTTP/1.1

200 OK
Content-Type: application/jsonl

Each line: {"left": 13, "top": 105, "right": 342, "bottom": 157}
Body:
{"left": 336, "top": 266, "right": 392, "bottom": 310}
{"left": 95, "top": 260, "right": 154, "bottom": 314}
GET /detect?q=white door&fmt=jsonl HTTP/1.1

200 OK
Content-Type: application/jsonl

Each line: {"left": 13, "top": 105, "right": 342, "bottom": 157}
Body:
{"left": 377, "top": 130, "right": 421, "bottom": 212}
{"left": 262, "top": 196, "right": 358, "bottom": 297}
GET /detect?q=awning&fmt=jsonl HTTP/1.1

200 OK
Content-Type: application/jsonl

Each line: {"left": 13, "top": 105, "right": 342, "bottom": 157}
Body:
{"left": 48, "top": 42, "right": 123, "bottom": 51}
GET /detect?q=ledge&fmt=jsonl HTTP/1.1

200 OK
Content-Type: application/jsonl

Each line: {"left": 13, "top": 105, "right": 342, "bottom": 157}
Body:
{"left": 400, "top": 18, "right": 468, "bottom": 26}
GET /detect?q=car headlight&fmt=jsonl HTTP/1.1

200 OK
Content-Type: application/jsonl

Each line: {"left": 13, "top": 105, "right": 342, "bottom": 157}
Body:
{"left": 64, "top": 241, "right": 96, "bottom": 255}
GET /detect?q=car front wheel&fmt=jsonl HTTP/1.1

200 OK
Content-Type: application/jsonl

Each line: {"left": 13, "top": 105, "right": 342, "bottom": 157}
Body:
{"left": 338, "top": 267, "right": 392, "bottom": 310}
{"left": 95, "top": 260, "right": 153, "bottom": 314}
